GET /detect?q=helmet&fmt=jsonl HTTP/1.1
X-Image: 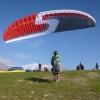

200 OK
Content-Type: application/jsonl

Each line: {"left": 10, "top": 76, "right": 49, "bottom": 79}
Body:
{"left": 54, "top": 51, "right": 58, "bottom": 55}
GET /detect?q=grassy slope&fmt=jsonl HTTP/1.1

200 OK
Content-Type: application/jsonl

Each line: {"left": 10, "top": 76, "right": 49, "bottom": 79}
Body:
{"left": 0, "top": 70, "right": 100, "bottom": 100}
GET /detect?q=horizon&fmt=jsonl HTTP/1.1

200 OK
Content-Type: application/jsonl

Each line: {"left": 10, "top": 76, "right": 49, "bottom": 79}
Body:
{"left": 0, "top": 0, "right": 100, "bottom": 70}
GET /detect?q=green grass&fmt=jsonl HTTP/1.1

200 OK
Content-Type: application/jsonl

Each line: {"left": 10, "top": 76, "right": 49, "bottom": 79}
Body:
{"left": 0, "top": 70, "right": 100, "bottom": 100}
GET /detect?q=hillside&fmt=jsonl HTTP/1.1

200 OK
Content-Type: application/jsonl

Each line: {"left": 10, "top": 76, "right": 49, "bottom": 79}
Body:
{"left": 0, "top": 70, "right": 100, "bottom": 100}
{"left": 0, "top": 62, "right": 10, "bottom": 70}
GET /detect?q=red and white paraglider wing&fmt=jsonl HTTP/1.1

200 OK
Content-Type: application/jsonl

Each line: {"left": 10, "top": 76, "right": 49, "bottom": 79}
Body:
{"left": 3, "top": 10, "right": 96, "bottom": 43}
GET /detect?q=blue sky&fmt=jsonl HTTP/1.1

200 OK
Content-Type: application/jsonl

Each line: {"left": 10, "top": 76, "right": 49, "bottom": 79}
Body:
{"left": 0, "top": 0, "right": 100, "bottom": 70}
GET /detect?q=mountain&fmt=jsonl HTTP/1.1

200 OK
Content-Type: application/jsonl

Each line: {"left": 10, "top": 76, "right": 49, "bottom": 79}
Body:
{"left": 21, "top": 63, "right": 52, "bottom": 71}
{"left": 21, "top": 63, "right": 38, "bottom": 70}
{"left": 0, "top": 62, "right": 10, "bottom": 70}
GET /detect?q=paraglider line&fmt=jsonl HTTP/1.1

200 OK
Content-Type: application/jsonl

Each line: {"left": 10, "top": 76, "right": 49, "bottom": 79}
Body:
{"left": 59, "top": 28, "right": 91, "bottom": 54}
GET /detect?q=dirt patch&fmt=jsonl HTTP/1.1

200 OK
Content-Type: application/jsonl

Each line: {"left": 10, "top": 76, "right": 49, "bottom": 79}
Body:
{"left": 86, "top": 72, "right": 100, "bottom": 79}
{"left": 2, "top": 95, "right": 8, "bottom": 98}
{"left": 87, "top": 92, "right": 100, "bottom": 100}
{"left": 73, "top": 77, "right": 89, "bottom": 86}
{"left": 17, "top": 80, "right": 24, "bottom": 82}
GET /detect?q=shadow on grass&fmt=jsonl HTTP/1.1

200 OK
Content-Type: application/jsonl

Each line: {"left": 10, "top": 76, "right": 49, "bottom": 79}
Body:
{"left": 24, "top": 77, "right": 53, "bottom": 83}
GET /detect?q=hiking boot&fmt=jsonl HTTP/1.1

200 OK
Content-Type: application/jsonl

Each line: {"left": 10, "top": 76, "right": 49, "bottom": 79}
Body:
{"left": 54, "top": 76, "right": 58, "bottom": 82}
{"left": 56, "top": 79, "right": 59, "bottom": 82}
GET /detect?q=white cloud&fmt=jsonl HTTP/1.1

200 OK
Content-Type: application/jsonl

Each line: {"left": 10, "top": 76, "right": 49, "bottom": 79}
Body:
{"left": 21, "top": 63, "right": 52, "bottom": 71}
{"left": 0, "top": 57, "right": 19, "bottom": 67}
{"left": 30, "top": 39, "right": 43, "bottom": 47}
{"left": 21, "top": 63, "right": 38, "bottom": 70}
{"left": 16, "top": 53, "right": 31, "bottom": 58}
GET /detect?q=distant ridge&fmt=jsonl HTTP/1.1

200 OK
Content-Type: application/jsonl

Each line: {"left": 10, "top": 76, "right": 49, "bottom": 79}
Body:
{"left": 0, "top": 62, "right": 10, "bottom": 70}
{"left": 21, "top": 63, "right": 52, "bottom": 71}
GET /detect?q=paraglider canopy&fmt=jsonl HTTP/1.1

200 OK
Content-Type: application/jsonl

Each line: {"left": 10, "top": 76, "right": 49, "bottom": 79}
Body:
{"left": 3, "top": 9, "right": 96, "bottom": 43}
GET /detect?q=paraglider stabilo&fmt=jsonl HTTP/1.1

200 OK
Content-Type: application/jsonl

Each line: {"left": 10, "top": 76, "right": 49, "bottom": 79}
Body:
{"left": 3, "top": 9, "right": 96, "bottom": 43}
